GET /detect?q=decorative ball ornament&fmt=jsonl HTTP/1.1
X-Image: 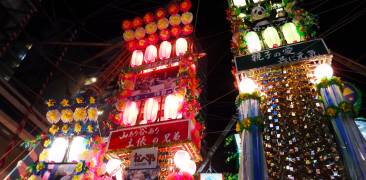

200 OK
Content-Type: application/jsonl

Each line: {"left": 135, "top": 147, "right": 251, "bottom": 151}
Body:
{"left": 169, "top": 14, "right": 181, "bottom": 26}
{"left": 132, "top": 17, "right": 143, "bottom": 29}
{"left": 126, "top": 40, "right": 137, "bottom": 51}
{"left": 181, "top": 12, "right": 193, "bottom": 25}
{"left": 239, "top": 77, "right": 258, "bottom": 94}
{"left": 174, "top": 150, "right": 190, "bottom": 168}
{"left": 168, "top": 3, "right": 179, "bottom": 15}
{"left": 88, "top": 107, "right": 98, "bottom": 121}
{"left": 147, "top": 33, "right": 159, "bottom": 45}
{"left": 137, "top": 39, "right": 147, "bottom": 50}
{"left": 46, "top": 109, "right": 61, "bottom": 124}
{"left": 143, "top": 12, "right": 155, "bottom": 24}
{"left": 106, "top": 158, "right": 121, "bottom": 175}
{"left": 155, "top": 8, "right": 166, "bottom": 19}
{"left": 159, "top": 29, "right": 171, "bottom": 41}
{"left": 122, "top": 20, "right": 132, "bottom": 30}
{"left": 182, "top": 24, "right": 193, "bottom": 35}
{"left": 157, "top": 18, "right": 169, "bottom": 30}
{"left": 171, "top": 26, "right": 181, "bottom": 38}
{"left": 134, "top": 27, "right": 146, "bottom": 40}
{"left": 145, "top": 22, "right": 157, "bottom": 34}
{"left": 123, "top": 30, "right": 135, "bottom": 41}
{"left": 180, "top": 0, "right": 192, "bottom": 12}
{"left": 61, "top": 109, "right": 73, "bottom": 123}
{"left": 314, "top": 64, "right": 333, "bottom": 80}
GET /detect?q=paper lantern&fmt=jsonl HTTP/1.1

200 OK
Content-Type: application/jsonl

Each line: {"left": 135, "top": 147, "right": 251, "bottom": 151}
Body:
{"left": 159, "top": 29, "right": 171, "bottom": 41}
{"left": 126, "top": 40, "right": 137, "bottom": 52}
{"left": 106, "top": 159, "right": 121, "bottom": 175}
{"left": 159, "top": 41, "right": 172, "bottom": 60}
{"left": 164, "top": 94, "right": 184, "bottom": 120}
{"left": 67, "top": 136, "right": 87, "bottom": 162}
{"left": 281, "top": 22, "right": 301, "bottom": 44}
{"left": 137, "top": 39, "right": 147, "bottom": 50}
{"left": 233, "top": 0, "right": 246, "bottom": 7}
{"left": 180, "top": 0, "right": 192, "bottom": 12}
{"left": 244, "top": 31, "right": 262, "bottom": 53}
{"left": 239, "top": 77, "right": 257, "bottom": 94}
{"left": 168, "top": 3, "right": 179, "bottom": 15}
{"left": 145, "top": 22, "right": 157, "bottom": 35}
{"left": 181, "top": 12, "right": 193, "bottom": 25}
{"left": 132, "top": 17, "right": 143, "bottom": 29}
{"left": 47, "top": 137, "right": 69, "bottom": 163}
{"left": 169, "top": 14, "right": 181, "bottom": 26}
{"left": 144, "top": 45, "right": 157, "bottom": 63}
{"left": 123, "top": 101, "right": 139, "bottom": 126}
{"left": 46, "top": 109, "right": 60, "bottom": 124}
{"left": 122, "top": 20, "right": 132, "bottom": 30}
{"left": 174, "top": 150, "right": 190, "bottom": 168}
{"left": 175, "top": 38, "right": 188, "bottom": 56}
{"left": 181, "top": 160, "right": 196, "bottom": 175}
{"left": 123, "top": 30, "right": 135, "bottom": 41}
{"left": 157, "top": 18, "right": 169, "bottom": 30}
{"left": 314, "top": 64, "right": 333, "bottom": 80}
{"left": 182, "top": 24, "right": 193, "bottom": 35}
{"left": 262, "top": 26, "right": 282, "bottom": 48}
{"left": 135, "top": 27, "right": 146, "bottom": 40}
{"left": 131, "top": 50, "right": 143, "bottom": 67}
{"left": 171, "top": 26, "right": 181, "bottom": 38}
{"left": 155, "top": 8, "right": 166, "bottom": 19}
{"left": 141, "top": 98, "right": 159, "bottom": 124}
{"left": 143, "top": 12, "right": 154, "bottom": 24}
{"left": 147, "top": 33, "right": 159, "bottom": 45}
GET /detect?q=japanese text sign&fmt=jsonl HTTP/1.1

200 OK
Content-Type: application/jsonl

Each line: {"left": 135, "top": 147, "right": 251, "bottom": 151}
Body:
{"left": 130, "top": 147, "right": 158, "bottom": 169}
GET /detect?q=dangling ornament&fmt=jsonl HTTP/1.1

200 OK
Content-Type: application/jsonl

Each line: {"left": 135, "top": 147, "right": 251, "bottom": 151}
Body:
{"left": 159, "top": 29, "right": 171, "bottom": 41}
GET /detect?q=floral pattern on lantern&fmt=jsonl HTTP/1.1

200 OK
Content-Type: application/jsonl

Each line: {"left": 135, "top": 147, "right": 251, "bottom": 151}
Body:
{"left": 88, "top": 107, "right": 98, "bottom": 121}
{"left": 131, "top": 50, "right": 144, "bottom": 67}
{"left": 164, "top": 94, "right": 184, "bottom": 120}
{"left": 135, "top": 27, "right": 146, "bottom": 40}
{"left": 74, "top": 107, "right": 87, "bottom": 122}
{"left": 61, "top": 109, "right": 73, "bottom": 123}
{"left": 123, "top": 101, "right": 139, "bottom": 126}
{"left": 141, "top": 98, "right": 159, "bottom": 124}
{"left": 262, "top": 26, "right": 282, "bottom": 48}
{"left": 144, "top": 45, "right": 158, "bottom": 63}
{"left": 175, "top": 38, "right": 188, "bottom": 56}
{"left": 159, "top": 41, "right": 172, "bottom": 60}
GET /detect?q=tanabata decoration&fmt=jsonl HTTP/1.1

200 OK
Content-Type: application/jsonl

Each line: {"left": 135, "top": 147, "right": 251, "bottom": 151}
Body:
{"left": 46, "top": 99, "right": 60, "bottom": 124}
{"left": 60, "top": 99, "right": 73, "bottom": 123}
{"left": 122, "top": 20, "right": 132, "bottom": 30}
{"left": 145, "top": 22, "right": 158, "bottom": 34}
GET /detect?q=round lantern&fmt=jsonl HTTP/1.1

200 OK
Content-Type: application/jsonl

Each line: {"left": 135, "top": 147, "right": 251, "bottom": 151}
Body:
{"left": 181, "top": 12, "right": 193, "bottom": 25}
{"left": 314, "top": 64, "right": 333, "bottom": 80}
{"left": 123, "top": 30, "right": 135, "bottom": 41}
{"left": 159, "top": 41, "right": 172, "bottom": 60}
{"left": 174, "top": 150, "right": 190, "bottom": 168}
{"left": 168, "top": 3, "right": 179, "bottom": 15}
{"left": 137, "top": 39, "right": 147, "bottom": 50}
{"left": 244, "top": 31, "right": 262, "bottom": 53}
{"left": 164, "top": 93, "right": 184, "bottom": 120}
{"left": 122, "top": 20, "right": 132, "bottom": 30}
{"left": 182, "top": 24, "right": 193, "bottom": 36}
{"left": 169, "top": 14, "right": 181, "bottom": 26}
{"left": 126, "top": 40, "right": 137, "bottom": 52}
{"left": 239, "top": 77, "right": 258, "bottom": 94}
{"left": 145, "top": 22, "right": 157, "bottom": 35}
{"left": 180, "top": 160, "right": 196, "bottom": 175}
{"left": 157, "top": 18, "right": 169, "bottom": 30}
{"left": 159, "top": 29, "right": 171, "bottom": 41}
{"left": 180, "top": 0, "right": 192, "bottom": 12}
{"left": 262, "top": 26, "right": 282, "bottom": 48}
{"left": 135, "top": 27, "right": 146, "bottom": 40}
{"left": 141, "top": 98, "right": 159, "bottom": 124}
{"left": 155, "top": 8, "right": 166, "bottom": 19}
{"left": 143, "top": 12, "right": 154, "bottom": 24}
{"left": 147, "top": 33, "right": 159, "bottom": 45}
{"left": 131, "top": 50, "right": 143, "bottom": 67}
{"left": 171, "top": 26, "right": 181, "bottom": 38}
{"left": 132, "top": 17, "right": 143, "bottom": 29}
{"left": 123, "top": 101, "right": 139, "bottom": 126}
{"left": 175, "top": 38, "right": 188, "bottom": 56}
{"left": 144, "top": 45, "right": 157, "bottom": 63}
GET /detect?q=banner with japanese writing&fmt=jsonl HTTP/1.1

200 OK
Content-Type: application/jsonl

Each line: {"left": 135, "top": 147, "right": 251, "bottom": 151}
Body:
{"left": 130, "top": 147, "right": 158, "bottom": 169}
{"left": 107, "top": 119, "right": 190, "bottom": 150}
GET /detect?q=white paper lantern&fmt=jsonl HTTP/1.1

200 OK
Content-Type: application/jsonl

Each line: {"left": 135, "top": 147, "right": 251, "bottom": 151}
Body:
{"left": 239, "top": 77, "right": 258, "bottom": 94}
{"left": 141, "top": 98, "right": 159, "bottom": 124}
{"left": 174, "top": 150, "right": 190, "bottom": 168}
{"left": 159, "top": 41, "right": 172, "bottom": 60}
{"left": 47, "top": 137, "right": 69, "bottom": 163}
{"left": 314, "top": 64, "right": 333, "bottom": 80}
{"left": 164, "top": 94, "right": 184, "bottom": 120}
{"left": 262, "top": 26, "right": 281, "bottom": 48}
{"left": 245, "top": 31, "right": 262, "bottom": 53}
{"left": 123, "top": 101, "right": 139, "bottom": 126}
{"left": 180, "top": 160, "right": 197, "bottom": 175}
{"left": 281, "top": 22, "right": 301, "bottom": 44}
{"left": 144, "top": 45, "right": 158, "bottom": 63}
{"left": 131, "top": 50, "right": 143, "bottom": 67}
{"left": 106, "top": 159, "right": 121, "bottom": 175}
{"left": 232, "top": 0, "right": 246, "bottom": 7}
{"left": 175, "top": 38, "right": 188, "bottom": 56}
{"left": 67, "top": 136, "right": 87, "bottom": 162}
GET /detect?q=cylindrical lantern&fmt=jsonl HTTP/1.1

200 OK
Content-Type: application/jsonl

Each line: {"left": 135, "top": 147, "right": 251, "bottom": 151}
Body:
{"left": 123, "top": 101, "right": 139, "bottom": 126}
{"left": 141, "top": 98, "right": 159, "bottom": 124}
{"left": 131, "top": 50, "right": 143, "bottom": 67}
{"left": 164, "top": 94, "right": 184, "bottom": 120}
{"left": 175, "top": 38, "right": 188, "bottom": 56}
{"left": 159, "top": 41, "right": 172, "bottom": 60}
{"left": 233, "top": 0, "right": 246, "bottom": 7}
{"left": 174, "top": 150, "right": 190, "bottom": 168}
{"left": 144, "top": 45, "right": 158, "bottom": 63}
{"left": 281, "top": 22, "right": 301, "bottom": 44}
{"left": 244, "top": 31, "right": 262, "bottom": 53}
{"left": 181, "top": 160, "right": 196, "bottom": 175}
{"left": 262, "top": 26, "right": 281, "bottom": 48}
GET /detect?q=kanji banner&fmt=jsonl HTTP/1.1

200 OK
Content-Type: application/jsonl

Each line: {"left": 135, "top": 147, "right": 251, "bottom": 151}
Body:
{"left": 107, "top": 119, "right": 190, "bottom": 150}
{"left": 130, "top": 147, "right": 158, "bottom": 169}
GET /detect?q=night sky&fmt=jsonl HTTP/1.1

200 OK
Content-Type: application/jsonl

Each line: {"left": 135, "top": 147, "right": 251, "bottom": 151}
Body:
{"left": 7, "top": 0, "right": 366, "bottom": 174}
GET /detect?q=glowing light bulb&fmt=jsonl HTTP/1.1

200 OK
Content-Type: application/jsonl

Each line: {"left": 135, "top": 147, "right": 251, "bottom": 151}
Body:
{"left": 314, "top": 64, "right": 333, "bottom": 81}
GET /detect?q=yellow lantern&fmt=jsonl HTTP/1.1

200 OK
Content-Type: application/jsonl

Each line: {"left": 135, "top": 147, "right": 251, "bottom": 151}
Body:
{"left": 281, "top": 22, "right": 301, "bottom": 44}
{"left": 262, "top": 26, "right": 281, "bottom": 48}
{"left": 244, "top": 31, "right": 262, "bottom": 53}
{"left": 159, "top": 41, "right": 172, "bottom": 60}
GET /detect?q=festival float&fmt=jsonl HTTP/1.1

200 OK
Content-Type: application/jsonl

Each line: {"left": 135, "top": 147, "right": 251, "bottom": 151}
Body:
{"left": 227, "top": 0, "right": 366, "bottom": 179}
{"left": 106, "top": 0, "right": 204, "bottom": 179}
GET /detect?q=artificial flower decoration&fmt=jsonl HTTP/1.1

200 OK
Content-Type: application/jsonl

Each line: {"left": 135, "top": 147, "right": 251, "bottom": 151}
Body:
{"left": 115, "top": 100, "right": 126, "bottom": 111}
{"left": 126, "top": 40, "right": 137, "bottom": 51}
{"left": 123, "top": 30, "right": 135, "bottom": 41}
{"left": 145, "top": 22, "right": 157, "bottom": 34}
{"left": 88, "top": 107, "right": 98, "bottom": 121}
{"left": 39, "top": 149, "right": 49, "bottom": 161}
{"left": 87, "top": 124, "right": 94, "bottom": 134}
{"left": 143, "top": 12, "right": 155, "bottom": 24}
{"left": 180, "top": 0, "right": 192, "bottom": 12}
{"left": 147, "top": 33, "right": 159, "bottom": 45}
{"left": 61, "top": 109, "right": 74, "bottom": 123}
{"left": 326, "top": 106, "right": 338, "bottom": 118}
{"left": 169, "top": 14, "right": 181, "bottom": 26}
{"left": 75, "top": 162, "right": 84, "bottom": 174}
{"left": 181, "top": 12, "right": 193, "bottom": 25}
{"left": 74, "top": 122, "right": 82, "bottom": 134}
{"left": 46, "top": 109, "right": 60, "bottom": 124}
{"left": 122, "top": 19, "right": 132, "bottom": 30}
{"left": 132, "top": 17, "right": 143, "bottom": 29}
{"left": 89, "top": 96, "right": 96, "bottom": 105}
{"left": 74, "top": 107, "right": 87, "bottom": 121}
{"left": 46, "top": 99, "right": 56, "bottom": 108}
{"left": 242, "top": 118, "right": 251, "bottom": 129}
{"left": 36, "top": 162, "right": 46, "bottom": 172}
{"left": 171, "top": 26, "right": 181, "bottom": 38}
{"left": 135, "top": 27, "right": 146, "bottom": 40}
{"left": 76, "top": 97, "right": 84, "bottom": 104}
{"left": 157, "top": 18, "right": 169, "bottom": 30}
{"left": 72, "top": 176, "right": 81, "bottom": 180}
{"left": 168, "top": 3, "right": 179, "bottom": 15}
{"left": 62, "top": 124, "right": 69, "bottom": 134}
{"left": 182, "top": 24, "right": 193, "bottom": 35}
{"left": 137, "top": 39, "right": 147, "bottom": 50}
{"left": 159, "top": 29, "right": 171, "bottom": 41}
{"left": 43, "top": 139, "right": 51, "bottom": 148}
{"left": 155, "top": 8, "right": 166, "bottom": 19}
{"left": 49, "top": 125, "right": 59, "bottom": 135}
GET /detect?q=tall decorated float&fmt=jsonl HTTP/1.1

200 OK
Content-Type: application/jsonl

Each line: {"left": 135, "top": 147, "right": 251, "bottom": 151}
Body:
{"left": 106, "top": 0, "right": 204, "bottom": 179}
{"left": 227, "top": 0, "right": 366, "bottom": 179}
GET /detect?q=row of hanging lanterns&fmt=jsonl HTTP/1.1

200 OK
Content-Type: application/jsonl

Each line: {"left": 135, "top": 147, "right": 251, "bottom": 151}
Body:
{"left": 131, "top": 38, "right": 188, "bottom": 67}
{"left": 122, "top": 93, "right": 184, "bottom": 126}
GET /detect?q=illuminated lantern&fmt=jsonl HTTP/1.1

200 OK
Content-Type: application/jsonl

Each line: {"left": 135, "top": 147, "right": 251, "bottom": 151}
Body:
{"left": 157, "top": 18, "right": 169, "bottom": 30}
{"left": 182, "top": 24, "right": 193, "bottom": 36}
{"left": 244, "top": 31, "right": 262, "bottom": 53}
{"left": 67, "top": 136, "right": 87, "bottom": 162}
{"left": 123, "top": 101, "right": 139, "bottom": 126}
{"left": 262, "top": 26, "right": 281, "bottom": 48}
{"left": 159, "top": 41, "right": 172, "bottom": 60}
{"left": 131, "top": 50, "right": 143, "bottom": 67}
{"left": 135, "top": 27, "right": 146, "bottom": 40}
{"left": 123, "top": 30, "right": 135, "bottom": 41}
{"left": 174, "top": 150, "right": 190, "bottom": 168}
{"left": 181, "top": 160, "right": 197, "bottom": 175}
{"left": 171, "top": 26, "right": 181, "bottom": 38}
{"left": 159, "top": 29, "right": 171, "bottom": 41}
{"left": 175, "top": 38, "right": 188, "bottom": 56}
{"left": 164, "top": 94, "right": 184, "bottom": 120}
{"left": 181, "top": 12, "right": 193, "bottom": 25}
{"left": 106, "top": 158, "right": 122, "bottom": 175}
{"left": 137, "top": 39, "right": 147, "bottom": 50}
{"left": 281, "top": 22, "right": 301, "bottom": 44}
{"left": 314, "top": 64, "right": 333, "bottom": 80}
{"left": 141, "top": 98, "right": 159, "bottom": 124}
{"left": 143, "top": 12, "right": 154, "bottom": 24}
{"left": 155, "top": 8, "right": 166, "bottom": 19}
{"left": 169, "top": 14, "right": 181, "bottom": 26}
{"left": 132, "top": 17, "right": 143, "bottom": 29}
{"left": 47, "top": 137, "right": 69, "bottom": 163}
{"left": 233, "top": 0, "right": 246, "bottom": 7}
{"left": 126, "top": 40, "right": 137, "bottom": 51}
{"left": 180, "top": 0, "right": 192, "bottom": 12}
{"left": 144, "top": 45, "right": 157, "bottom": 63}
{"left": 145, "top": 22, "right": 157, "bottom": 34}
{"left": 122, "top": 20, "right": 132, "bottom": 30}
{"left": 147, "top": 33, "right": 159, "bottom": 45}
{"left": 168, "top": 3, "right": 179, "bottom": 15}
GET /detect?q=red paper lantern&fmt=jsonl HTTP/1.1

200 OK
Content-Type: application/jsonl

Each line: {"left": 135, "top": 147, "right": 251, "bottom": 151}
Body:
{"left": 132, "top": 17, "right": 143, "bottom": 29}
{"left": 155, "top": 8, "right": 166, "bottom": 19}
{"left": 143, "top": 12, "right": 155, "bottom": 24}
{"left": 182, "top": 24, "right": 193, "bottom": 35}
{"left": 121, "top": 20, "right": 132, "bottom": 30}
{"left": 180, "top": 0, "right": 192, "bottom": 12}
{"left": 147, "top": 33, "right": 159, "bottom": 45}
{"left": 126, "top": 40, "right": 137, "bottom": 52}
{"left": 159, "top": 29, "right": 171, "bottom": 41}
{"left": 137, "top": 38, "right": 147, "bottom": 50}
{"left": 171, "top": 26, "right": 181, "bottom": 38}
{"left": 168, "top": 3, "right": 179, "bottom": 15}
